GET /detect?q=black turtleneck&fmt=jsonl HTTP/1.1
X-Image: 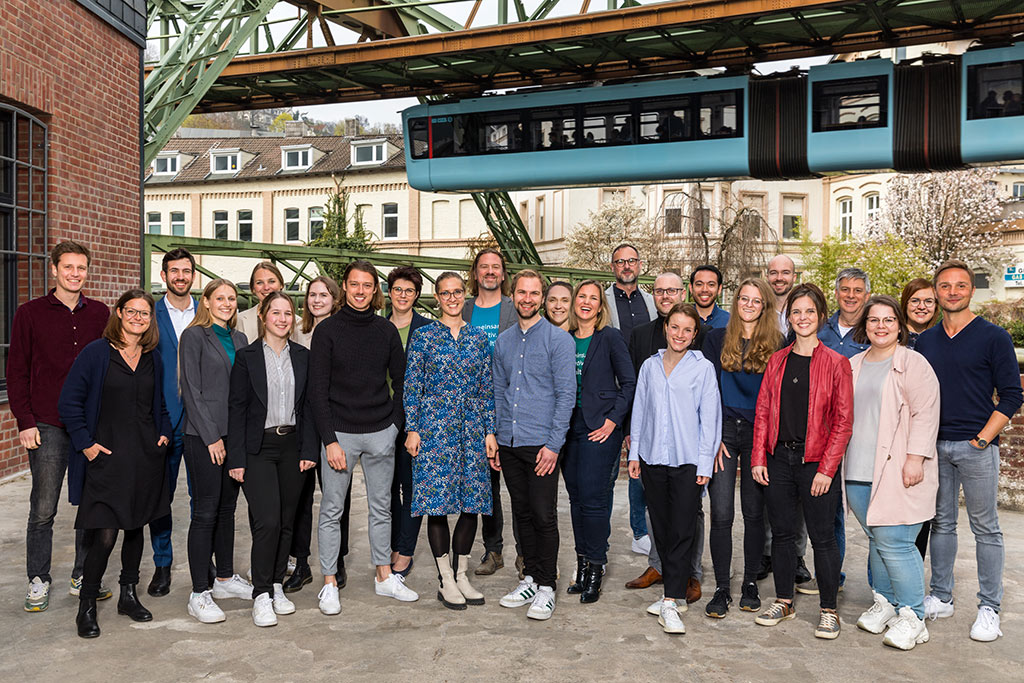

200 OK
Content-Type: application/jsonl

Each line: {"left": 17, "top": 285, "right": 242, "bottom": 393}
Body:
{"left": 309, "top": 305, "right": 406, "bottom": 443}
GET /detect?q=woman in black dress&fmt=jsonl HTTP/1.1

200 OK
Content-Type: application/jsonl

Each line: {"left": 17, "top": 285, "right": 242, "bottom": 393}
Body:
{"left": 59, "top": 289, "right": 172, "bottom": 638}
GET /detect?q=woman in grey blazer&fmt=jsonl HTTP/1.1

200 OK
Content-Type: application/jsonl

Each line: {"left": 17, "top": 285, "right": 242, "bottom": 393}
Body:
{"left": 178, "top": 279, "right": 251, "bottom": 624}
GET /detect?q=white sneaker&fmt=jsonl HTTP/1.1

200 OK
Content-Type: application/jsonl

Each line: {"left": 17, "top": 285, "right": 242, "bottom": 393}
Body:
{"left": 375, "top": 573, "right": 419, "bottom": 602}
{"left": 631, "top": 534, "right": 652, "bottom": 556}
{"left": 211, "top": 574, "right": 254, "bottom": 600}
{"left": 923, "top": 594, "right": 954, "bottom": 620}
{"left": 884, "top": 606, "right": 930, "bottom": 650}
{"left": 252, "top": 593, "right": 277, "bottom": 627}
{"left": 970, "top": 606, "right": 1003, "bottom": 642}
{"left": 647, "top": 596, "right": 686, "bottom": 615}
{"left": 526, "top": 586, "right": 555, "bottom": 621}
{"left": 318, "top": 583, "right": 341, "bottom": 615}
{"left": 857, "top": 591, "right": 898, "bottom": 634}
{"left": 25, "top": 577, "right": 50, "bottom": 612}
{"left": 659, "top": 599, "right": 686, "bottom": 634}
{"left": 500, "top": 577, "right": 538, "bottom": 608}
{"left": 272, "top": 583, "right": 295, "bottom": 615}
{"left": 188, "top": 590, "right": 226, "bottom": 624}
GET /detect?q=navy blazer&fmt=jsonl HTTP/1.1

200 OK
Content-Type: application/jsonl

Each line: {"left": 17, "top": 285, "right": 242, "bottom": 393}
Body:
{"left": 58, "top": 339, "right": 172, "bottom": 505}
{"left": 154, "top": 295, "right": 196, "bottom": 431}
{"left": 576, "top": 326, "right": 636, "bottom": 432}
{"left": 225, "top": 339, "right": 318, "bottom": 470}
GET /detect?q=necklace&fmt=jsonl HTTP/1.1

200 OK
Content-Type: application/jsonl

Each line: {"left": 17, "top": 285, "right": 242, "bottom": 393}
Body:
{"left": 121, "top": 345, "right": 141, "bottom": 363}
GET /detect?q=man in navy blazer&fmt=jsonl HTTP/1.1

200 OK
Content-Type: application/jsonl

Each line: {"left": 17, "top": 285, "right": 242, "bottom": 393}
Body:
{"left": 148, "top": 248, "right": 197, "bottom": 597}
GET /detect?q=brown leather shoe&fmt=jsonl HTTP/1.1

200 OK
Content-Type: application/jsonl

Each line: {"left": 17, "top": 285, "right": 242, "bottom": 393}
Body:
{"left": 624, "top": 567, "right": 662, "bottom": 589}
{"left": 686, "top": 577, "right": 702, "bottom": 604}
{"left": 474, "top": 551, "right": 504, "bottom": 576}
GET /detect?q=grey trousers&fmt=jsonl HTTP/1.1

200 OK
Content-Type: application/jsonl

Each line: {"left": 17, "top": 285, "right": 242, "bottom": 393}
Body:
{"left": 647, "top": 495, "right": 704, "bottom": 581}
{"left": 318, "top": 426, "right": 398, "bottom": 574}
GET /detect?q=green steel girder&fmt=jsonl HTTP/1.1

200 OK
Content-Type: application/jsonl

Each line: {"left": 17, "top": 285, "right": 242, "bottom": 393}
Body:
{"left": 472, "top": 192, "right": 542, "bottom": 266}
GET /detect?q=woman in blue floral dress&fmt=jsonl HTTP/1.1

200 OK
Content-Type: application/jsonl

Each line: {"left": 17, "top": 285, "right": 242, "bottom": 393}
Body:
{"left": 404, "top": 271, "right": 499, "bottom": 610}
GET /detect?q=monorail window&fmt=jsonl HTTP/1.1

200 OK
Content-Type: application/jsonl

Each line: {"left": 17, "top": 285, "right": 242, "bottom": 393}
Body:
{"left": 812, "top": 76, "right": 887, "bottom": 132}
{"left": 639, "top": 97, "right": 691, "bottom": 143}
{"left": 699, "top": 91, "right": 740, "bottom": 138}
{"left": 481, "top": 113, "right": 525, "bottom": 153}
{"left": 582, "top": 102, "right": 633, "bottom": 146}
{"left": 530, "top": 107, "right": 577, "bottom": 150}
{"left": 409, "top": 118, "right": 429, "bottom": 160}
{"left": 967, "top": 61, "right": 1023, "bottom": 119}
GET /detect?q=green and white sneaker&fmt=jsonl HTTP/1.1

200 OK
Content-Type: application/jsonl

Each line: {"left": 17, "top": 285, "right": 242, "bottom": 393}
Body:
{"left": 25, "top": 577, "right": 50, "bottom": 612}
{"left": 69, "top": 576, "right": 112, "bottom": 600}
{"left": 499, "top": 577, "right": 538, "bottom": 608}
{"left": 526, "top": 586, "right": 556, "bottom": 621}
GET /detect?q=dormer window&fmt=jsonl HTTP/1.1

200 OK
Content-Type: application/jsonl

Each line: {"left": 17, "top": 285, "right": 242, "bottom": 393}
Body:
{"left": 154, "top": 153, "right": 179, "bottom": 176}
{"left": 210, "top": 150, "right": 240, "bottom": 174}
{"left": 352, "top": 139, "right": 386, "bottom": 166}
{"left": 282, "top": 145, "right": 312, "bottom": 170}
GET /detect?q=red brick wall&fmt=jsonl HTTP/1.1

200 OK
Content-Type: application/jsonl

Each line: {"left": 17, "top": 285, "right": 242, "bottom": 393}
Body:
{"left": 0, "top": 0, "right": 142, "bottom": 476}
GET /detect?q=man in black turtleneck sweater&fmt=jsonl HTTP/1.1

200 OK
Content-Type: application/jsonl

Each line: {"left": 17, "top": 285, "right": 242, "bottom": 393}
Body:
{"left": 309, "top": 260, "right": 419, "bottom": 614}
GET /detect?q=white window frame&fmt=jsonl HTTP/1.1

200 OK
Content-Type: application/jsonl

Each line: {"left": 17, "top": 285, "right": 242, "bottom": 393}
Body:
{"left": 285, "top": 207, "right": 300, "bottom": 242}
{"left": 282, "top": 145, "right": 312, "bottom": 170}
{"left": 838, "top": 197, "right": 854, "bottom": 239}
{"left": 382, "top": 202, "right": 399, "bottom": 238}
{"left": 147, "top": 211, "right": 161, "bottom": 235}
{"left": 153, "top": 154, "right": 179, "bottom": 176}
{"left": 351, "top": 139, "right": 386, "bottom": 166}
{"left": 238, "top": 209, "right": 253, "bottom": 242}
{"left": 210, "top": 150, "right": 240, "bottom": 174}
{"left": 864, "top": 192, "right": 881, "bottom": 222}
{"left": 1013, "top": 182, "right": 1024, "bottom": 199}
{"left": 170, "top": 211, "right": 186, "bottom": 237}
{"left": 309, "top": 206, "right": 324, "bottom": 241}
{"left": 213, "top": 210, "right": 229, "bottom": 240}
{"left": 536, "top": 196, "right": 545, "bottom": 240}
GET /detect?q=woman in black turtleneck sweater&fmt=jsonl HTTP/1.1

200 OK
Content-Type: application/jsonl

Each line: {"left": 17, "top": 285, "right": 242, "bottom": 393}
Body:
{"left": 309, "top": 260, "right": 419, "bottom": 614}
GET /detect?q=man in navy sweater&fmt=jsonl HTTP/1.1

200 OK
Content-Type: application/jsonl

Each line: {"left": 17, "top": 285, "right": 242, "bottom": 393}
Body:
{"left": 915, "top": 259, "right": 1023, "bottom": 642}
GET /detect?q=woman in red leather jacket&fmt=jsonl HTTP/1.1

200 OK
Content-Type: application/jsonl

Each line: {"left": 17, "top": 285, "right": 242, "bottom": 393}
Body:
{"left": 750, "top": 283, "right": 853, "bottom": 640}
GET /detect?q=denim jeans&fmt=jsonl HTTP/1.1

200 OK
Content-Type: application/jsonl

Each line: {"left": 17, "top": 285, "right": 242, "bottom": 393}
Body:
{"left": 930, "top": 440, "right": 1003, "bottom": 611}
{"left": 847, "top": 482, "right": 926, "bottom": 619}
{"left": 708, "top": 417, "right": 764, "bottom": 587}
{"left": 148, "top": 428, "right": 191, "bottom": 568}
{"left": 563, "top": 411, "right": 623, "bottom": 565}
{"left": 26, "top": 423, "right": 89, "bottom": 583}
{"left": 390, "top": 429, "right": 423, "bottom": 557}
{"left": 628, "top": 477, "right": 647, "bottom": 539}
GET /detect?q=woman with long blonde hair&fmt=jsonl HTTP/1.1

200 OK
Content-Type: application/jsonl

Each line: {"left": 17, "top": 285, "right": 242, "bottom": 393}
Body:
{"left": 701, "top": 278, "right": 783, "bottom": 618}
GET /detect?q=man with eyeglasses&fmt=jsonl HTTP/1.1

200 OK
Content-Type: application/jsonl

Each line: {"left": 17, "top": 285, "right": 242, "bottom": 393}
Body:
{"left": 604, "top": 243, "right": 656, "bottom": 343}
{"left": 915, "top": 259, "right": 1022, "bottom": 641}
{"left": 622, "top": 272, "right": 708, "bottom": 603}
{"left": 8, "top": 241, "right": 111, "bottom": 612}
{"left": 689, "top": 265, "right": 730, "bottom": 329}
{"left": 767, "top": 254, "right": 797, "bottom": 336}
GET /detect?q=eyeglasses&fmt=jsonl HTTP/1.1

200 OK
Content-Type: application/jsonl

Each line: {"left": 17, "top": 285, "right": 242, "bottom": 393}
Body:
{"left": 653, "top": 287, "right": 683, "bottom": 296}
{"left": 865, "top": 316, "right": 898, "bottom": 326}
{"left": 909, "top": 297, "right": 936, "bottom": 307}
{"left": 737, "top": 295, "right": 764, "bottom": 307}
{"left": 437, "top": 289, "right": 466, "bottom": 301}
{"left": 390, "top": 286, "right": 417, "bottom": 296}
{"left": 123, "top": 308, "right": 151, "bottom": 319}
{"left": 612, "top": 258, "right": 639, "bottom": 267}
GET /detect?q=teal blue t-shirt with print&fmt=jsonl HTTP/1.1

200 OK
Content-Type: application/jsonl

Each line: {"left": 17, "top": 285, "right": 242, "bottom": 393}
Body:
{"left": 575, "top": 334, "right": 592, "bottom": 407}
{"left": 471, "top": 302, "right": 501, "bottom": 351}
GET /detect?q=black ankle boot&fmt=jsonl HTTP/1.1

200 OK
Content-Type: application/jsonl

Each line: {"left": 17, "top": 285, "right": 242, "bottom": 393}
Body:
{"left": 567, "top": 555, "right": 588, "bottom": 595}
{"left": 77, "top": 597, "right": 100, "bottom": 638}
{"left": 283, "top": 562, "right": 312, "bottom": 593}
{"left": 580, "top": 563, "right": 604, "bottom": 604}
{"left": 117, "top": 584, "right": 153, "bottom": 622}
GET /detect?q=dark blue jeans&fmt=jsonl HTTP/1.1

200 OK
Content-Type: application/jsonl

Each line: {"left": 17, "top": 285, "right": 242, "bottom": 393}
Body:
{"left": 26, "top": 422, "right": 89, "bottom": 582}
{"left": 391, "top": 430, "right": 423, "bottom": 556}
{"left": 148, "top": 428, "right": 191, "bottom": 567}
{"left": 563, "top": 410, "right": 624, "bottom": 565}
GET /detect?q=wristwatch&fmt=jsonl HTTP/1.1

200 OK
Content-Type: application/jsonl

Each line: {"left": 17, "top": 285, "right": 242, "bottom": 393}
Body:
{"left": 974, "top": 436, "right": 989, "bottom": 448}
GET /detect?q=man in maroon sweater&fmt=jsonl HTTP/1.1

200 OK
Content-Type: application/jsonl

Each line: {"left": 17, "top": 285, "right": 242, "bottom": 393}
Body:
{"left": 7, "top": 241, "right": 110, "bottom": 612}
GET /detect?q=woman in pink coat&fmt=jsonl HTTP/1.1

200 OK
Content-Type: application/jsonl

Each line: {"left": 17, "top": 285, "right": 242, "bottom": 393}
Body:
{"left": 845, "top": 294, "right": 939, "bottom": 651}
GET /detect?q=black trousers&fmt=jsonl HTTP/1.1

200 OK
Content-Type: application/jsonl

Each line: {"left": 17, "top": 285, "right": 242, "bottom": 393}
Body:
{"left": 641, "top": 461, "right": 701, "bottom": 601}
{"left": 184, "top": 434, "right": 241, "bottom": 593}
{"left": 500, "top": 444, "right": 560, "bottom": 588}
{"left": 81, "top": 527, "right": 144, "bottom": 599}
{"left": 290, "top": 463, "right": 352, "bottom": 567}
{"left": 391, "top": 430, "right": 423, "bottom": 556}
{"left": 765, "top": 444, "right": 842, "bottom": 609}
{"left": 242, "top": 432, "right": 306, "bottom": 599}
{"left": 481, "top": 467, "right": 523, "bottom": 557}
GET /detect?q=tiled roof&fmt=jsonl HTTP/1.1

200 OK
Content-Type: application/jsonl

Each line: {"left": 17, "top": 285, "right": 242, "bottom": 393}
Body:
{"left": 146, "top": 134, "right": 405, "bottom": 185}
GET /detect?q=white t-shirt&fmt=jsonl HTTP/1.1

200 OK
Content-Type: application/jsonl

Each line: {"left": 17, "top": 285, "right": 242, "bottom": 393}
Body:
{"left": 162, "top": 295, "right": 196, "bottom": 341}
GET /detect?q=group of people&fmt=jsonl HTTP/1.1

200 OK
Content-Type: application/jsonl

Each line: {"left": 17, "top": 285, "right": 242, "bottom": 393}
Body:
{"left": 7, "top": 240, "right": 1017, "bottom": 648}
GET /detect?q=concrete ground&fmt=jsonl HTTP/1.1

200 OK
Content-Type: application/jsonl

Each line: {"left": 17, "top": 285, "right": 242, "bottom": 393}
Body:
{"left": 0, "top": 469, "right": 1021, "bottom": 683}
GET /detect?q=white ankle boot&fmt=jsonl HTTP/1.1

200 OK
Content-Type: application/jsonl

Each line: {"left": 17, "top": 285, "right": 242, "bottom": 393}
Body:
{"left": 435, "top": 555, "right": 466, "bottom": 610}
{"left": 455, "top": 555, "right": 485, "bottom": 606}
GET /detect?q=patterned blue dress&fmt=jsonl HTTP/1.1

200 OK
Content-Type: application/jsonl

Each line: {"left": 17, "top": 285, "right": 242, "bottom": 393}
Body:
{"left": 404, "top": 321, "right": 496, "bottom": 516}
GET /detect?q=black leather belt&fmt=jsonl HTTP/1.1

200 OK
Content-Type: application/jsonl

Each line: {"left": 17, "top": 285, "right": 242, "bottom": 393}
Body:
{"left": 265, "top": 425, "right": 296, "bottom": 435}
{"left": 778, "top": 440, "right": 804, "bottom": 450}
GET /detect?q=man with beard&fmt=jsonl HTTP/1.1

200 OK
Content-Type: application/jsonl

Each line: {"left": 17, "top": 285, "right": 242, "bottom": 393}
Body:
{"left": 818, "top": 267, "right": 870, "bottom": 359}
{"left": 916, "top": 260, "right": 1022, "bottom": 641}
{"left": 147, "top": 248, "right": 197, "bottom": 597}
{"left": 604, "top": 244, "right": 656, "bottom": 343}
{"left": 767, "top": 254, "right": 797, "bottom": 336}
{"left": 494, "top": 270, "right": 575, "bottom": 621}
{"left": 463, "top": 248, "right": 520, "bottom": 576}
{"left": 689, "top": 265, "right": 729, "bottom": 329}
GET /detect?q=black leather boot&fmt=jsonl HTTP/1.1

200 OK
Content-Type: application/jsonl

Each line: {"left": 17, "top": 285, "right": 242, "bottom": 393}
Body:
{"left": 580, "top": 563, "right": 605, "bottom": 604}
{"left": 147, "top": 566, "right": 171, "bottom": 597}
{"left": 117, "top": 584, "right": 153, "bottom": 622}
{"left": 283, "top": 561, "right": 312, "bottom": 593}
{"left": 77, "top": 597, "right": 100, "bottom": 638}
{"left": 567, "top": 555, "right": 588, "bottom": 595}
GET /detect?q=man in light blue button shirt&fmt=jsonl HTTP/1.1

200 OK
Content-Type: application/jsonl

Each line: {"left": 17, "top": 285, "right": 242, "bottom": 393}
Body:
{"left": 493, "top": 269, "right": 575, "bottom": 621}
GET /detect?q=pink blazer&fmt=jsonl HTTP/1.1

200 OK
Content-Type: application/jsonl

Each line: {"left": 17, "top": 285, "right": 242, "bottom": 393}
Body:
{"left": 845, "top": 345, "right": 940, "bottom": 526}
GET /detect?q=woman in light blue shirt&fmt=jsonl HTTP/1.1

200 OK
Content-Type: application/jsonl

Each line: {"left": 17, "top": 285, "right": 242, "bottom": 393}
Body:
{"left": 628, "top": 303, "right": 721, "bottom": 635}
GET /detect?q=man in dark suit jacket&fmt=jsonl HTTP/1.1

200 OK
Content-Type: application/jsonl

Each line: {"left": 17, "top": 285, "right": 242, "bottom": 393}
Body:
{"left": 148, "top": 248, "right": 197, "bottom": 597}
